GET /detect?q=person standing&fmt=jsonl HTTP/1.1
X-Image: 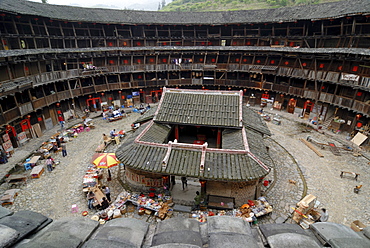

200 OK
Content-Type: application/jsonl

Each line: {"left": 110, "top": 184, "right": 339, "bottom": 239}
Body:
{"left": 102, "top": 185, "right": 111, "bottom": 202}
{"left": 61, "top": 140, "right": 67, "bottom": 157}
{"left": 87, "top": 191, "right": 95, "bottom": 210}
{"left": 181, "top": 177, "right": 188, "bottom": 190}
{"left": 0, "top": 149, "right": 8, "bottom": 164}
{"left": 193, "top": 191, "right": 201, "bottom": 210}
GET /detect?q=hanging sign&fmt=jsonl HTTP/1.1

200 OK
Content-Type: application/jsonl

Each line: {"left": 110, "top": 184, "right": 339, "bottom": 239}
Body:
{"left": 341, "top": 73, "right": 359, "bottom": 82}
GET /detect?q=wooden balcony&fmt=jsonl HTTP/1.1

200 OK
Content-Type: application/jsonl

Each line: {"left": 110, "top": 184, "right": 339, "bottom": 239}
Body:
{"left": 95, "top": 85, "right": 107, "bottom": 92}
{"left": 319, "top": 92, "right": 335, "bottom": 103}
{"left": 45, "top": 94, "right": 58, "bottom": 105}
{"left": 82, "top": 86, "right": 95, "bottom": 95}
{"left": 3, "top": 107, "right": 20, "bottom": 123}
{"left": 272, "top": 84, "right": 289, "bottom": 93}
{"left": 19, "top": 102, "right": 33, "bottom": 116}
{"left": 333, "top": 96, "right": 353, "bottom": 108}
{"left": 32, "top": 98, "right": 47, "bottom": 110}
{"left": 288, "top": 86, "right": 304, "bottom": 97}
{"left": 57, "top": 90, "right": 72, "bottom": 101}
{"left": 352, "top": 100, "right": 370, "bottom": 117}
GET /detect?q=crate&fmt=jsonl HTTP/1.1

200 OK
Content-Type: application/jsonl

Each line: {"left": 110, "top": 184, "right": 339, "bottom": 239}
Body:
{"left": 351, "top": 220, "right": 367, "bottom": 232}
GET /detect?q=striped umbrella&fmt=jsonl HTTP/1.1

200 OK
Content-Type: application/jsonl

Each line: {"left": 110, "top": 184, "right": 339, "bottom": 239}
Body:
{"left": 93, "top": 153, "right": 119, "bottom": 169}
{"left": 93, "top": 153, "right": 119, "bottom": 180}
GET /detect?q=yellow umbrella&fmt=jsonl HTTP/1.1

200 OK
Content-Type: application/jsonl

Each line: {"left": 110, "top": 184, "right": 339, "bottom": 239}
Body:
{"left": 93, "top": 153, "right": 119, "bottom": 180}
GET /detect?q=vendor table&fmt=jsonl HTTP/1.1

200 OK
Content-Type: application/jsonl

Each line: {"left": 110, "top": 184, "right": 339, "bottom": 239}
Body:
{"left": 29, "top": 155, "right": 41, "bottom": 165}
{"left": 207, "top": 195, "right": 235, "bottom": 210}
{"left": 108, "top": 116, "right": 123, "bottom": 122}
{"left": 6, "top": 174, "right": 28, "bottom": 187}
{"left": 30, "top": 165, "right": 44, "bottom": 179}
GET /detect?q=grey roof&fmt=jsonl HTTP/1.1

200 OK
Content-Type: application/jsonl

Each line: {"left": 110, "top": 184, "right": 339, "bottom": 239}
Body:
{"left": 245, "top": 127, "right": 273, "bottom": 169}
{"left": 140, "top": 122, "right": 171, "bottom": 143}
{"left": 16, "top": 217, "right": 98, "bottom": 248}
{"left": 243, "top": 106, "right": 271, "bottom": 136}
{"left": 82, "top": 218, "right": 149, "bottom": 248}
{"left": 134, "top": 106, "right": 158, "bottom": 124}
{"left": 221, "top": 129, "right": 245, "bottom": 150}
{"left": 2, "top": 46, "right": 370, "bottom": 59}
{"left": 116, "top": 88, "right": 272, "bottom": 181}
{"left": 0, "top": 0, "right": 369, "bottom": 25}
{"left": 116, "top": 123, "right": 270, "bottom": 181}
{"left": 1, "top": 206, "right": 370, "bottom": 247}
{"left": 154, "top": 89, "right": 242, "bottom": 128}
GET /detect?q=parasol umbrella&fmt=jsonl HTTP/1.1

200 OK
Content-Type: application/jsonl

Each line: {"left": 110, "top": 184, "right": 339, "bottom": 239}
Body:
{"left": 93, "top": 153, "right": 119, "bottom": 180}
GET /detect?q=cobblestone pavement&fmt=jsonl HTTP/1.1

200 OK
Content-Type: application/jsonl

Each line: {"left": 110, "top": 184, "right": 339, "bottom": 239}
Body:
{"left": 0, "top": 106, "right": 369, "bottom": 228}
{"left": 258, "top": 107, "right": 370, "bottom": 226}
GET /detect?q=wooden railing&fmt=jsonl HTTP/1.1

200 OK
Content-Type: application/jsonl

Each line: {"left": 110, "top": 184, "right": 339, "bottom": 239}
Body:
{"left": 3, "top": 107, "right": 20, "bottom": 123}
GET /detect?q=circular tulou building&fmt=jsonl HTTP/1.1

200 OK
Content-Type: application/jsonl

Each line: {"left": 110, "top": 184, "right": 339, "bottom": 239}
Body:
{"left": 0, "top": 0, "right": 369, "bottom": 201}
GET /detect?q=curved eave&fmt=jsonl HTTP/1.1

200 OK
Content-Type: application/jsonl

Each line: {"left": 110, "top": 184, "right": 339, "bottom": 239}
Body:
{"left": 0, "top": 0, "right": 368, "bottom": 25}
{"left": 117, "top": 142, "right": 269, "bottom": 181}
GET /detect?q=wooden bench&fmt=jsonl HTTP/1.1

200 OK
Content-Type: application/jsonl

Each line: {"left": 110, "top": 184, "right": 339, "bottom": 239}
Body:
{"left": 340, "top": 171, "right": 360, "bottom": 181}
{"left": 1, "top": 189, "right": 20, "bottom": 205}
{"left": 95, "top": 144, "right": 106, "bottom": 153}
{"left": 30, "top": 165, "right": 44, "bottom": 179}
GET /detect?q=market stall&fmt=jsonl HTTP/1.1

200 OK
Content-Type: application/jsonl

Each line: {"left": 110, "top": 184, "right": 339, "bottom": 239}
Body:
{"left": 91, "top": 189, "right": 173, "bottom": 222}
{"left": 82, "top": 167, "right": 103, "bottom": 192}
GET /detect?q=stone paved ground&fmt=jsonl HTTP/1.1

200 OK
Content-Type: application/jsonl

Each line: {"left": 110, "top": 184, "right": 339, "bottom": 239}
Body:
{"left": 259, "top": 107, "right": 370, "bottom": 226}
{"left": 0, "top": 106, "right": 369, "bottom": 228}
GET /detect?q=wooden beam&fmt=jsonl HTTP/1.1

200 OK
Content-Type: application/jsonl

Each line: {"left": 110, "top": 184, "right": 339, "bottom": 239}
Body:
{"left": 299, "top": 138, "right": 324, "bottom": 157}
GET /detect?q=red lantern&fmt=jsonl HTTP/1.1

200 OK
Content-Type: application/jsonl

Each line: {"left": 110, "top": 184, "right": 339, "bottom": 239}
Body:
{"left": 352, "top": 66, "right": 358, "bottom": 72}
{"left": 37, "top": 117, "right": 43, "bottom": 122}
{"left": 319, "top": 64, "right": 325, "bottom": 68}
{"left": 270, "top": 60, "right": 275, "bottom": 64}
{"left": 118, "top": 90, "right": 122, "bottom": 94}
{"left": 101, "top": 92, "right": 105, "bottom": 96}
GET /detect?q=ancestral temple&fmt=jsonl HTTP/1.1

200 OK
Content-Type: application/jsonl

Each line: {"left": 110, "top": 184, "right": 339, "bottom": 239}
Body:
{"left": 116, "top": 88, "right": 273, "bottom": 206}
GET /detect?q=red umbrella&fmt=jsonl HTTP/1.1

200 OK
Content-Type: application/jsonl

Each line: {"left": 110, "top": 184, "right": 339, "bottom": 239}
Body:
{"left": 92, "top": 153, "right": 119, "bottom": 180}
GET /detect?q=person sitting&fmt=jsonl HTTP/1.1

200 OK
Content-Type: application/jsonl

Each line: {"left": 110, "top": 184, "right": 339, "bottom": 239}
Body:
{"left": 102, "top": 134, "right": 111, "bottom": 146}
{"left": 99, "top": 197, "right": 109, "bottom": 210}
{"left": 318, "top": 208, "right": 329, "bottom": 222}
{"left": 110, "top": 129, "right": 117, "bottom": 138}
{"left": 87, "top": 191, "right": 95, "bottom": 210}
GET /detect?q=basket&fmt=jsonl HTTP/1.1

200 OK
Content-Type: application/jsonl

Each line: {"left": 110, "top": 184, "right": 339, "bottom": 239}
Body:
{"left": 351, "top": 220, "right": 367, "bottom": 232}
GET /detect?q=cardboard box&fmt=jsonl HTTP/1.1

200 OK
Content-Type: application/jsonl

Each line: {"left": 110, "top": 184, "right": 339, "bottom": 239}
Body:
{"left": 351, "top": 220, "right": 367, "bottom": 232}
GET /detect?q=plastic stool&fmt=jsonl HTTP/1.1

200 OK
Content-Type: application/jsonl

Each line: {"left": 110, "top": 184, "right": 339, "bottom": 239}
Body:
{"left": 24, "top": 163, "right": 32, "bottom": 170}
{"left": 71, "top": 204, "right": 78, "bottom": 213}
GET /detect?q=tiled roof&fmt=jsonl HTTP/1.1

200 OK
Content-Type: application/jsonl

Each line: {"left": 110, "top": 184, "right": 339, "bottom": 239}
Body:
{"left": 134, "top": 105, "right": 158, "bottom": 124}
{"left": 140, "top": 122, "right": 170, "bottom": 143}
{"left": 117, "top": 138, "right": 269, "bottom": 181}
{"left": 154, "top": 89, "right": 242, "bottom": 128}
{"left": 221, "top": 129, "right": 245, "bottom": 150}
{"left": 242, "top": 106, "right": 271, "bottom": 136}
{"left": 116, "top": 89, "right": 271, "bottom": 181}
{"left": 245, "top": 127, "right": 274, "bottom": 169}
{"left": 0, "top": 0, "right": 368, "bottom": 25}
{"left": 1, "top": 47, "right": 370, "bottom": 59}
